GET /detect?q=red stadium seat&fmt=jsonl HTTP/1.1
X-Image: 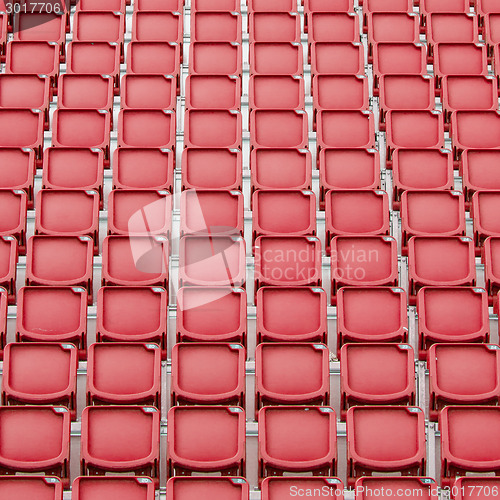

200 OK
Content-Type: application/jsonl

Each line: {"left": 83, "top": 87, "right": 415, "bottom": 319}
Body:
{"left": 171, "top": 342, "right": 245, "bottom": 406}
{"left": 0, "top": 236, "right": 17, "bottom": 302}
{"left": 121, "top": 75, "right": 177, "bottom": 111}
{"left": 0, "top": 406, "right": 71, "bottom": 487}
{"left": 386, "top": 111, "right": 445, "bottom": 164}
{"left": 478, "top": 0, "right": 500, "bottom": 15}
{"left": 453, "top": 478, "right": 500, "bottom": 500}
{"left": 250, "top": 110, "right": 308, "bottom": 150}
{"left": 366, "top": 13, "right": 419, "bottom": 54}
{"left": 451, "top": 111, "right": 500, "bottom": 158}
{"left": 255, "top": 342, "right": 329, "bottom": 412}
{"left": 0, "top": 75, "right": 51, "bottom": 130}
{"left": 193, "top": 0, "right": 240, "bottom": 10}
{"left": 127, "top": 42, "right": 181, "bottom": 81}
{"left": 0, "top": 148, "right": 35, "bottom": 208}
{"left": 392, "top": 149, "right": 454, "bottom": 208}
{"left": 97, "top": 286, "right": 167, "bottom": 357}
{"left": 472, "top": 191, "right": 500, "bottom": 249}
{"left": 17, "top": 286, "right": 87, "bottom": 355}
{"left": 400, "top": 191, "right": 466, "bottom": 252}
{"left": 26, "top": 236, "right": 93, "bottom": 300}
{"left": 35, "top": 190, "right": 99, "bottom": 254}
{"left": 330, "top": 236, "right": 398, "bottom": 302}
{"left": 186, "top": 75, "right": 241, "bottom": 110}
{"left": 378, "top": 75, "right": 436, "bottom": 129}
{"left": 250, "top": 0, "right": 297, "bottom": 11}
{"left": 251, "top": 148, "right": 312, "bottom": 192}
{"left": 134, "top": 0, "right": 181, "bottom": 10}
{"left": 66, "top": 42, "right": 121, "bottom": 91}
{"left": 304, "top": 11, "right": 360, "bottom": 44}
{"left": 180, "top": 189, "right": 244, "bottom": 236}
{"left": 254, "top": 236, "right": 322, "bottom": 289}
{"left": 249, "top": 12, "right": 300, "bottom": 43}
{"left": 185, "top": 110, "right": 242, "bottom": 149}
{"left": 249, "top": 75, "right": 304, "bottom": 111}
{"left": 461, "top": 150, "right": 500, "bottom": 201}
{"left": 428, "top": 343, "right": 500, "bottom": 420}
{"left": 113, "top": 148, "right": 174, "bottom": 193}
{"left": 434, "top": 43, "right": 488, "bottom": 84}
{"left": 0, "top": 109, "right": 44, "bottom": 159}
{"left": 262, "top": 477, "right": 344, "bottom": 500}
{"left": 305, "top": 0, "right": 353, "bottom": 13}
{"left": 442, "top": 76, "right": 498, "bottom": 124}
{"left": 2, "top": 343, "right": 78, "bottom": 419}
{"left": 310, "top": 42, "right": 364, "bottom": 76}
{"left": 178, "top": 235, "right": 246, "bottom": 287}
{"left": 317, "top": 111, "right": 375, "bottom": 154}
{"left": 73, "top": 11, "right": 124, "bottom": 61}
{"left": 325, "top": 190, "right": 390, "bottom": 254}
{"left": 362, "top": 0, "right": 413, "bottom": 34}
{"left": 258, "top": 406, "right": 337, "bottom": 482}
{"left": 58, "top": 75, "right": 114, "bottom": 118}
{"left": 107, "top": 189, "right": 172, "bottom": 238}
{"left": 340, "top": 343, "right": 415, "bottom": 419}
{"left": 319, "top": 149, "right": 381, "bottom": 206}
{"left": 336, "top": 286, "right": 408, "bottom": 353}
{"left": 484, "top": 14, "right": 500, "bottom": 46}
{"left": 420, "top": 0, "right": 471, "bottom": 16}
{"left": 426, "top": 14, "right": 480, "bottom": 58}
{"left": 308, "top": 12, "right": 360, "bottom": 47}
{"left": 0, "top": 189, "right": 27, "bottom": 253}
{"left": 52, "top": 109, "right": 111, "bottom": 164}
{"left": 408, "top": 237, "right": 476, "bottom": 301}
{"left": 483, "top": 237, "right": 500, "bottom": 299}
{"left": 43, "top": 148, "right": 104, "bottom": 208}
{"left": 177, "top": 286, "right": 247, "bottom": 344}
{"left": 81, "top": 405, "right": 160, "bottom": 486}
{"left": 313, "top": 75, "right": 369, "bottom": 121}
{"left": 355, "top": 478, "right": 438, "bottom": 500}
{"left": 0, "top": 476, "right": 63, "bottom": 500}
{"left": 167, "top": 406, "right": 246, "bottom": 477}
{"left": 256, "top": 286, "right": 327, "bottom": 343}
{"left": 252, "top": 190, "right": 316, "bottom": 241}
{"left": 362, "top": 0, "right": 412, "bottom": 16}
{"left": 5, "top": 41, "right": 60, "bottom": 88}
{"left": 192, "top": 12, "right": 242, "bottom": 43}
{"left": 417, "top": 287, "right": 490, "bottom": 359}
{"left": 118, "top": 109, "right": 175, "bottom": 150}
{"left": 72, "top": 476, "right": 155, "bottom": 500}
{"left": 132, "top": 11, "right": 183, "bottom": 43}
{"left": 190, "top": 41, "right": 242, "bottom": 76}
{"left": 372, "top": 43, "right": 427, "bottom": 92}
{"left": 250, "top": 42, "right": 304, "bottom": 76}
{"left": 440, "top": 406, "right": 500, "bottom": 487}
{"left": 167, "top": 477, "right": 249, "bottom": 500}
{"left": 77, "top": 0, "right": 127, "bottom": 11}
{"left": 101, "top": 235, "right": 169, "bottom": 288}
{"left": 182, "top": 148, "right": 242, "bottom": 191}
{"left": 87, "top": 342, "right": 161, "bottom": 407}
{"left": 346, "top": 406, "right": 426, "bottom": 487}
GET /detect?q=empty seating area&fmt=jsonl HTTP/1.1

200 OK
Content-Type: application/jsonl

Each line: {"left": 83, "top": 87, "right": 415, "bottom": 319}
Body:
{"left": 1, "top": 0, "right": 500, "bottom": 498}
